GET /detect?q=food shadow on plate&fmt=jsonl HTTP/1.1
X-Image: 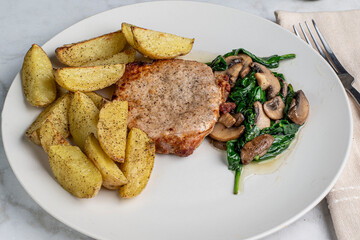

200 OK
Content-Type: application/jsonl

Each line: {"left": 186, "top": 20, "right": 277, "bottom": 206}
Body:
{"left": 22, "top": 134, "right": 53, "bottom": 176}
{"left": 205, "top": 137, "right": 228, "bottom": 166}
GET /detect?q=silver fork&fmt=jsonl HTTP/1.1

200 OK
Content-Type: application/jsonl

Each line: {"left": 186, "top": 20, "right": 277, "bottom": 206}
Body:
{"left": 293, "top": 19, "right": 360, "bottom": 107}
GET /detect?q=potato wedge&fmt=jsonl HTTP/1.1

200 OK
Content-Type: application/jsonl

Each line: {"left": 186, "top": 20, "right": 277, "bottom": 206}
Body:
{"left": 55, "top": 31, "right": 127, "bottom": 67}
{"left": 119, "top": 128, "right": 155, "bottom": 198}
{"left": 69, "top": 92, "right": 99, "bottom": 150}
{"left": 97, "top": 100, "right": 127, "bottom": 162}
{"left": 54, "top": 64, "right": 125, "bottom": 92}
{"left": 22, "top": 44, "right": 56, "bottom": 107}
{"left": 26, "top": 93, "right": 71, "bottom": 145}
{"left": 85, "top": 92, "right": 106, "bottom": 109}
{"left": 48, "top": 145, "right": 102, "bottom": 198}
{"left": 121, "top": 23, "right": 136, "bottom": 48}
{"left": 130, "top": 25, "right": 194, "bottom": 59}
{"left": 80, "top": 48, "right": 136, "bottom": 67}
{"left": 39, "top": 120, "right": 70, "bottom": 153}
{"left": 84, "top": 134, "right": 128, "bottom": 189}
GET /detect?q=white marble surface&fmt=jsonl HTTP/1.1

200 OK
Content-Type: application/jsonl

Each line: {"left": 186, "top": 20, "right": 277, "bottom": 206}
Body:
{"left": 1, "top": 0, "right": 359, "bottom": 239}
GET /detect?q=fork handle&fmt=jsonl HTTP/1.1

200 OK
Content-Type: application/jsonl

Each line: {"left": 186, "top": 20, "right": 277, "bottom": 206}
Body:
{"left": 346, "top": 86, "right": 360, "bottom": 108}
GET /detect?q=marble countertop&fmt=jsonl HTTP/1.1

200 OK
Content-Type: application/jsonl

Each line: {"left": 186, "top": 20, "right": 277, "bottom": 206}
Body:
{"left": 1, "top": 0, "right": 359, "bottom": 239}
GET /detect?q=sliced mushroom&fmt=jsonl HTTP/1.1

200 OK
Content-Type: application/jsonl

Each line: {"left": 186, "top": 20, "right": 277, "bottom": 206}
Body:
{"left": 263, "top": 96, "right": 285, "bottom": 120}
{"left": 210, "top": 139, "right": 227, "bottom": 151}
{"left": 254, "top": 101, "right": 270, "bottom": 130}
{"left": 232, "top": 112, "right": 245, "bottom": 127}
{"left": 224, "top": 56, "right": 244, "bottom": 84}
{"left": 218, "top": 113, "right": 236, "bottom": 128}
{"left": 239, "top": 54, "right": 253, "bottom": 79}
{"left": 288, "top": 90, "right": 309, "bottom": 125}
{"left": 240, "top": 134, "right": 274, "bottom": 165}
{"left": 216, "top": 54, "right": 253, "bottom": 86}
{"left": 279, "top": 78, "right": 288, "bottom": 98}
{"left": 209, "top": 123, "right": 245, "bottom": 142}
{"left": 251, "top": 62, "right": 281, "bottom": 99}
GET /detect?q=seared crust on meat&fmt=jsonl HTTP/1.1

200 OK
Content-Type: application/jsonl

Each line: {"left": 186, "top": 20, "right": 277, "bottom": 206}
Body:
{"left": 114, "top": 59, "right": 226, "bottom": 157}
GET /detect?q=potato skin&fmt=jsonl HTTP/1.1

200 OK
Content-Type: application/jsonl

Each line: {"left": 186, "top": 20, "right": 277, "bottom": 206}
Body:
{"left": 22, "top": 44, "right": 56, "bottom": 107}
{"left": 26, "top": 93, "right": 72, "bottom": 145}
{"left": 39, "top": 120, "right": 70, "bottom": 153}
{"left": 130, "top": 25, "right": 194, "bottom": 59}
{"left": 84, "top": 92, "right": 106, "bottom": 110}
{"left": 54, "top": 64, "right": 125, "bottom": 92}
{"left": 69, "top": 92, "right": 99, "bottom": 150}
{"left": 84, "top": 134, "right": 128, "bottom": 189}
{"left": 48, "top": 145, "right": 102, "bottom": 198}
{"left": 80, "top": 48, "right": 136, "bottom": 67}
{"left": 119, "top": 128, "right": 155, "bottom": 198}
{"left": 55, "top": 31, "right": 127, "bottom": 67}
{"left": 121, "top": 23, "right": 136, "bottom": 48}
{"left": 97, "top": 100, "right": 128, "bottom": 162}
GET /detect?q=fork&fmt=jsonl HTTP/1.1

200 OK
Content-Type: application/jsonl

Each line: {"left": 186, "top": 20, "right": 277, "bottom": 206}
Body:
{"left": 293, "top": 19, "right": 360, "bottom": 107}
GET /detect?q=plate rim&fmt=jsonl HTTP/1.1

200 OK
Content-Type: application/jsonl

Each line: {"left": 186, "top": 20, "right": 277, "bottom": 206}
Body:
{"left": 1, "top": 1, "right": 353, "bottom": 239}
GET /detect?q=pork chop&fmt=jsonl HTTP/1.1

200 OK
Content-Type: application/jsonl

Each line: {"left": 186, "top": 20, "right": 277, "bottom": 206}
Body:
{"left": 113, "top": 59, "right": 229, "bottom": 157}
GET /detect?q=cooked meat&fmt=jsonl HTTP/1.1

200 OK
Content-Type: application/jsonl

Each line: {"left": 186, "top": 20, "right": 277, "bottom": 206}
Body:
{"left": 114, "top": 59, "right": 228, "bottom": 157}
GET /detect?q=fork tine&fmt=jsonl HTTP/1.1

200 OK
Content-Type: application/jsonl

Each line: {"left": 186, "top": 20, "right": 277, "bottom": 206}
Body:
{"left": 293, "top": 25, "right": 300, "bottom": 37}
{"left": 304, "top": 21, "right": 329, "bottom": 62}
{"left": 299, "top": 23, "right": 311, "bottom": 45}
{"left": 312, "top": 19, "right": 346, "bottom": 73}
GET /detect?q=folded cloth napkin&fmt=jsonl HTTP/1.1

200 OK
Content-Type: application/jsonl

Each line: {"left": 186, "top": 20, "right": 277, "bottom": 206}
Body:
{"left": 275, "top": 10, "right": 360, "bottom": 240}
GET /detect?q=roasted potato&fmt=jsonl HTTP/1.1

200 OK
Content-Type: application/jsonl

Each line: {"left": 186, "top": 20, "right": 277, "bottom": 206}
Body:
{"left": 54, "top": 64, "right": 125, "bottom": 92}
{"left": 84, "top": 134, "right": 128, "bottom": 189}
{"left": 55, "top": 31, "right": 127, "bottom": 67}
{"left": 48, "top": 145, "right": 102, "bottom": 198}
{"left": 124, "top": 23, "right": 194, "bottom": 59}
{"left": 80, "top": 48, "right": 136, "bottom": 67}
{"left": 97, "top": 100, "right": 128, "bottom": 162}
{"left": 39, "top": 120, "right": 70, "bottom": 153}
{"left": 119, "top": 128, "right": 155, "bottom": 198}
{"left": 22, "top": 44, "right": 56, "bottom": 107}
{"left": 84, "top": 92, "right": 107, "bottom": 110}
{"left": 121, "top": 23, "right": 136, "bottom": 48}
{"left": 26, "top": 93, "right": 72, "bottom": 145}
{"left": 69, "top": 92, "right": 99, "bottom": 150}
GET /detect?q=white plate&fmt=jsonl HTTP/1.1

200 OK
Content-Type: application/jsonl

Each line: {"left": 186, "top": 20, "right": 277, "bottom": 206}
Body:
{"left": 2, "top": 2, "right": 352, "bottom": 240}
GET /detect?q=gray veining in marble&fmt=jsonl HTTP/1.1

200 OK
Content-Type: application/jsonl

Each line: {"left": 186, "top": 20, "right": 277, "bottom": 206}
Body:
{"left": 1, "top": 0, "right": 359, "bottom": 239}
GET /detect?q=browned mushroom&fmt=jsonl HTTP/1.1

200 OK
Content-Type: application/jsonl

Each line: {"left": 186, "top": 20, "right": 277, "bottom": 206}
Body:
{"left": 218, "top": 113, "right": 236, "bottom": 128}
{"left": 209, "top": 123, "right": 245, "bottom": 142}
{"left": 263, "top": 96, "right": 285, "bottom": 120}
{"left": 240, "top": 134, "right": 274, "bottom": 165}
{"left": 216, "top": 54, "right": 253, "bottom": 86}
{"left": 251, "top": 62, "right": 281, "bottom": 99}
{"left": 210, "top": 139, "right": 227, "bottom": 151}
{"left": 288, "top": 90, "right": 309, "bottom": 125}
{"left": 232, "top": 112, "right": 245, "bottom": 127}
{"left": 254, "top": 101, "right": 270, "bottom": 130}
{"left": 239, "top": 54, "right": 253, "bottom": 79}
{"left": 279, "top": 78, "right": 288, "bottom": 98}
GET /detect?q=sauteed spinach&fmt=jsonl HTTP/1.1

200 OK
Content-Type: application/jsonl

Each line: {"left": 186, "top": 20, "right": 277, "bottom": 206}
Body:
{"left": 208, "top": 49, "right": 308, "bottom": 194}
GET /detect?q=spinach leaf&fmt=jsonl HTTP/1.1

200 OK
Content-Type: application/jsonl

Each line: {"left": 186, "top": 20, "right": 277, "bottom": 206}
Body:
{"left": 223, "top": 48, "right": 296, "bottom": 69}
{"left": 249, "top": 86, "right": 266, "bottom": 104}
{"left": 207, "top": 55, "right": 227, "bottom": 71}
{"left": 257, "top": 134, "right": 296, "bottom": 161}
{"left": 273, "top": 72, "right": 285, "bottom": 81}
{"left": 227, "top": 140, "right": 242, "bottom": 171}
{"left": 284, "top": 84, "right": 295, "bottom": 117}
{"left": 260, "top": 120, "right": 300, "bottom": 135}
